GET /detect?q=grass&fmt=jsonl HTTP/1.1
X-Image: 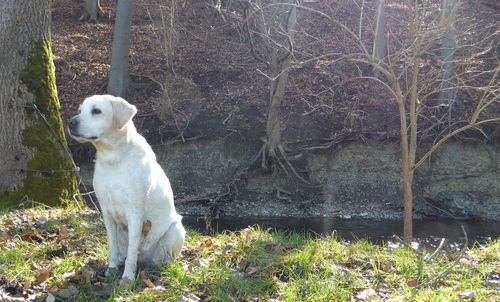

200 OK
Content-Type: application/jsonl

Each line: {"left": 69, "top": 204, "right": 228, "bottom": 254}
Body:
{"left": 0, "top": 205, "right": 499, "bottom": 301}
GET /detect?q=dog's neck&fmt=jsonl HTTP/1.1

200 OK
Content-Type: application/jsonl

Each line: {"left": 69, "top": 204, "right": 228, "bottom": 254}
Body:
{"left": 93, "top": 123, "right": 138, "bottom": 164}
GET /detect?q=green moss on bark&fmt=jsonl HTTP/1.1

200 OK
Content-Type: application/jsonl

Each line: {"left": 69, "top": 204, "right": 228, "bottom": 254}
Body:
{"left": 1, "top": 39, "right": 80, "bottom": 207}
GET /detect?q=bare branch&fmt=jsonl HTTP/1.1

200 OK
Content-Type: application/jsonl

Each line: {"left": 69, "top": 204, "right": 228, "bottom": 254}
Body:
{"left": 414, "top": 117, "right": 500, "bottom": 170}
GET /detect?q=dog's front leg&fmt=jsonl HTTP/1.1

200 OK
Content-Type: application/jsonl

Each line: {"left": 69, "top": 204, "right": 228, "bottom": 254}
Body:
{"left": 102, "top": 211, "right": 120, "bottom": 276}
{"left": 121, "top": 213, "right": 142, "bottom": 281}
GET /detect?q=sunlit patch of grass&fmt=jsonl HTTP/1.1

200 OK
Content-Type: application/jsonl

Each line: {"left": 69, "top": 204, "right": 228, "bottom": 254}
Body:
{"left": 471, "top": 239, "right": 499, "bottom": 261}
{"left": 0, "top": 245, "right": 35, "bottom": 281}
{"left": 1, "top": 206, "right": 500, "bottom": 301}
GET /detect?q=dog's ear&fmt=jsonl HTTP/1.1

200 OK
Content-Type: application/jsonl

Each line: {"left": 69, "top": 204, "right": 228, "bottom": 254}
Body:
{"left": 111, "top": 97, "right": 137, "bottom": 129}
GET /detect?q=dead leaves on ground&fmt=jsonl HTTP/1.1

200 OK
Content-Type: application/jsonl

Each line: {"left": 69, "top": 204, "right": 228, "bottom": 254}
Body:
{"left": 0, "top": 209, "right": 104, "bottom": 300}
{"left": 183, "top": 227, "right": 289, "bottom": 277}
{"left": 139, "top": 271, "right": 155, "bottom": 289}
{"left": 2, "top": 211, "right": 500, "bottom": 301}
{"left": 0, "top": 209, "right": 96, "bottom": 247}
{"left": 34, "top": 267, "right": 50, "bottom": 284}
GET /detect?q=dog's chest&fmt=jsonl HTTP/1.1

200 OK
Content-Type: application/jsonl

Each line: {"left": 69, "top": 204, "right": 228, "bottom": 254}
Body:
{"left": 93, "top": 159, "right": 147, "bottom": 207}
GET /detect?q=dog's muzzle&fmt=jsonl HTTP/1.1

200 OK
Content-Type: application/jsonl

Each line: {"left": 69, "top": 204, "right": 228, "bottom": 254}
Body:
{"left": 67, "top": 117, "right": 97, "bottom": 141}
{"left": 68, "top": 117, "right": 79, "bottom": 136}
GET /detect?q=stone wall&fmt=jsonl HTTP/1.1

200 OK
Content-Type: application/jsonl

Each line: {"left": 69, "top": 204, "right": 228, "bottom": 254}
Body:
{"left": 79, "top": 138, "right": 500, "bottom": 220}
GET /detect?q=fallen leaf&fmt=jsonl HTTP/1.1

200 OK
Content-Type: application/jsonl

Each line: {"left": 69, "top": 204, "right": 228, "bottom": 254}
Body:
{"left": 355, "top": 288, "right": 376, "bottom": 300}
{"left": 1, "top": 230, "right": 12, "bottom": 240}
{"left": 56, "top": 285, "right": 79, "bottom": 299}
{"left": 22, "top": 280, "right": 32, "bottom": 290}
{"left": 93, "top": 282, "right": 114, "bottom": 297}
{"left": 45, "top": 293, "right": 56, "bottom": 302}
{"left": 200, "top": 238, "right": 213, "bottom": 248}
{"left": 140, "top": 271, "right": 155, "bottom": 289}
{"left": 35, "top": 268, "right": 50, "bottom": 284}
{"left": 2, "top": 217, "right": 14, "bottom": 226}
{"left": 21, "top": 230, "right": 43, "bottom": 243}
{"left": 176, "top": 292, "right": 201, "bottom": 302}
{"left": 149, "top": 285, "right": 166, "bottom": 291}
{"left": 270, "top": 243, "right": 287, "bottom": 254}
{"left": 245, "top": 265, "right": 259, "bottom": 275}
{"left": 406, "top": 278, "right": 418, "bottom": 287}
{"left": 382, "top": 261, "right": 394, "bottom": 272}
{"left": 459, "top": 290, "right": 476, "bottom": 300}
{"left": 80, "top": 265, "right": 96, "bottom": 283}
{"left": 196, "top": 258, "right": 209, "bottom": 267}
{"left": 57, "top": 225, "right": 69, "bottom": 241}
{"left": 62, "top": 271, "right": 75, "bottom": 279}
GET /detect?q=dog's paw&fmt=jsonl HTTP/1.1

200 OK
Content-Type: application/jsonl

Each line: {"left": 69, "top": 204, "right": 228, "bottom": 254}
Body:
{"left": 105, "top": 267, "right": 119, "bottom": 278}
{"left": 118, "top": 277, "right": 134, "bottom": 291}
{"left": 142, "top": 260, "right": 159, "bottom": 270}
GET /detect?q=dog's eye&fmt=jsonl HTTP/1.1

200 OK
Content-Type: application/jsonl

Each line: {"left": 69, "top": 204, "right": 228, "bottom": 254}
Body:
{"left": 91, "top": 108, "right": 102, "bottom": 115}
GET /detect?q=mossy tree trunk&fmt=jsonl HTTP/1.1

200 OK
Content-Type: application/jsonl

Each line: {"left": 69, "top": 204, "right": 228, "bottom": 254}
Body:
{"left": 0, "top": 0, "right": 80, "bottom": 207}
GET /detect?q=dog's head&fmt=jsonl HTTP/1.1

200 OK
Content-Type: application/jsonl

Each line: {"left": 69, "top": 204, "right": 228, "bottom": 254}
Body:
{"left": 68, "top": 95, "right": 137, "bottom": 144}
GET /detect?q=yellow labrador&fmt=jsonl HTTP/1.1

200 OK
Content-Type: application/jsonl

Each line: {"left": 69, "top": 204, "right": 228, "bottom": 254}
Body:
{"left": 69, "top": 95, "right": 185, "bottom": 282}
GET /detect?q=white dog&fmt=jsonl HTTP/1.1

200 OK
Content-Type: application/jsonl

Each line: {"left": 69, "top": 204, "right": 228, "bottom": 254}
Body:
{"left": 68, "top": 94, "right": 185, "bottom": 282}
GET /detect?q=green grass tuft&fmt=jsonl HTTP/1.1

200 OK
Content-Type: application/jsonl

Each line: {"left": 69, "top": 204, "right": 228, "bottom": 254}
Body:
{"left": 1, "top": 206, "right": 499, "bottom": 301}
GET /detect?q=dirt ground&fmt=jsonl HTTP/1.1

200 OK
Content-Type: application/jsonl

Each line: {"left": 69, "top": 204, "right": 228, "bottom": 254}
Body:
{"left": 52, "top": 1, "right": 499, "bottom": 157}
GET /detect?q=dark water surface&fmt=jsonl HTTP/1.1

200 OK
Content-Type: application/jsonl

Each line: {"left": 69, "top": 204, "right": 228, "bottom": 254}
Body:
{"left": 183, "top": 216, "right": 500, "bottom": 247}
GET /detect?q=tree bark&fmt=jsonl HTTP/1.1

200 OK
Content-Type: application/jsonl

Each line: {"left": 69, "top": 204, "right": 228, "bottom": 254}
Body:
{"left": 392, "top": 81, "right": 413, "bottom": 243}
{"left": 373, "top": 0, "right": 386, "bottom": 78}
{"left": 266, "top": 51, "right": 291, "bottom": 157}
{"left": 107, "top": 0, "right": 134, "bottom": 97}
{"left": 0, "top": 0, "right": 80, "bottom": 207}
{"left": 438, "top": 0, "right": 458, "bottom": 104}
{"left": 264, "top": 2, "right": 297, "bottom": 157}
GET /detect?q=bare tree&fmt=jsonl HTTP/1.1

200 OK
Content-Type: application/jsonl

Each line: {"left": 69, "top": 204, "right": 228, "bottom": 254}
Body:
{"left": 147, "top": 0, "right": 187, "bottom": 141}
{"left": 107, "top": 0, "right": 134, "bottom": 97}
{"left": 0, "top": 0, "right": 80, "bottom": 207}
{"left": 79, "top": 0, "right": 106, "bottom": 22}
{"left": 239, "top": 0, "right": 299, "bottom": 169}
{"left": 350, "top": 0, "right": 499, "bottom": 242}
{"left": 254, "top": 0, "right": 499, "bottom": 242}
{"left": 372, "top": 0, "right": 386, "bottom": 78}
{"left": 438, "top": 0, "right": 459, "bottom": 104}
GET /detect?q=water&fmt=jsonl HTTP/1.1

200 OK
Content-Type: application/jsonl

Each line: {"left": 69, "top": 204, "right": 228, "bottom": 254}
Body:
{"left": 183, "top": 216, "right": 500, "bottom": 247}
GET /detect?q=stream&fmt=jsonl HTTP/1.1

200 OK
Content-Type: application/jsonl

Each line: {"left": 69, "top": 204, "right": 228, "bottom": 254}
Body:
{"left": 183, "top": 216, "right": 500, "bottom": 248}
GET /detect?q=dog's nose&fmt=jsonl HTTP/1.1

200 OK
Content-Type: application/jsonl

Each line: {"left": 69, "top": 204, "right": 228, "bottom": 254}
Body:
{"left": 68, "top": 117, "right": 78, "bottom": 133}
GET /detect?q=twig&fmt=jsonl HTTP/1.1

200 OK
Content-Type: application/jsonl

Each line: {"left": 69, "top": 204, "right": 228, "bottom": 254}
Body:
{"left": 358, "top": 0, "right": 365, "bottom": 41}
{"left": 419, "top": 225, "right": 468, "bottom": 288}
{"left": 175, "top": 195, "right": 212, "bottom": 204}
{"left": 424, "top": 238, "right": 446, "bottom": 262}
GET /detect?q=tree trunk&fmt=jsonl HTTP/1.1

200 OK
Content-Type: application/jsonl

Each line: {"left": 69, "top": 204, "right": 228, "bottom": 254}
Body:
{"left": 438, "top": 0, "right": 458, "bottom": 104}
{"left": 266, "top": 51, "right": 291, "bottom": 157}
{"left": 107, "top": 0, "right": 134, "bottom": 97}
{"left": 0, "top": 0, "right": 80, "bottom": 207}
{"left": 392, "top": 81, "right": 413, "bottom": 243}
{"left": 264, "top": 2, "right": 297, "bottom": 157}
{"left": 373, "top": 0, "right": 386, "bottom": 78}
{"left": 402, "top": 157, "right": 414, "bottom": 243}
{"left": 79, "top": 0, "right": 105, "bottom": 22}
